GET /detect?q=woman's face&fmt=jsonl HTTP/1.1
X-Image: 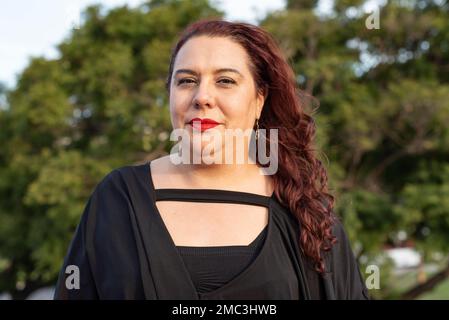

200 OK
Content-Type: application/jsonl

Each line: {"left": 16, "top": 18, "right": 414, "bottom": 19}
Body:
{"left": 169, "top": 35, "right": 265, "bottom": 162}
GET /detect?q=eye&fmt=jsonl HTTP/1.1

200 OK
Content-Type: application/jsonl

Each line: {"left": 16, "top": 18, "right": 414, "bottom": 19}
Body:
{"left": 176, "top": 78, "right": 236, "bottom": 86}
{"left": 177, "top": 78, "right": 196, "bottom": 85}
{"left": 218, "top": 78, "right": 236, "bottom": 85}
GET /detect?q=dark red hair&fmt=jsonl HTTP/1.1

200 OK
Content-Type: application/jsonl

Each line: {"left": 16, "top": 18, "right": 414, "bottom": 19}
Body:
{"left": 165, "top": 19, "right": 337, "bottom": 274}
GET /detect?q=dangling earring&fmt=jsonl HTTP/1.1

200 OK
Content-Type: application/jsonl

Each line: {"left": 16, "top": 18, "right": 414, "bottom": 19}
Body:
{"left": 255, "top": 118, "right": 260, "bottom": 142}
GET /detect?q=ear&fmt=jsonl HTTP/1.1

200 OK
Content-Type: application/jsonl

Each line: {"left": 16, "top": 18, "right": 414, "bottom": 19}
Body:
{"left": 256, "top": 87, "right": 267, "bottom": 118}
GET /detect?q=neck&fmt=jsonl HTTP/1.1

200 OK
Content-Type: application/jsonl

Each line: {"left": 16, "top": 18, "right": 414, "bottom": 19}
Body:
{"left": 169, "top": 139, "right": 274, "bottom": 194}
{"left": 177, "top": 162, "right": 262, "bottom": 187}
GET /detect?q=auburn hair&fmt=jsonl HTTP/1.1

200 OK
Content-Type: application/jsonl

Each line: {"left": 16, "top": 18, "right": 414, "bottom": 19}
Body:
{"left": 164, "top": 19, "right": 337, "bottom": 273}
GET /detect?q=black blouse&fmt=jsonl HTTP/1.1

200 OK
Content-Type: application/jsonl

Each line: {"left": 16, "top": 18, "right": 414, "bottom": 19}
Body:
{"left": 53, "top": 161, "right": 370, "bottom": 300}
{"left": 176, "top": 225, "right": 267, "bottom": 294}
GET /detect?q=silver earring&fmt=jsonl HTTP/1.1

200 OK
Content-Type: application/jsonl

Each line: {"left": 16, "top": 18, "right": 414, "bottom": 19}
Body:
{"left": 255, "top": 118, "right": 259, "bottom": 142}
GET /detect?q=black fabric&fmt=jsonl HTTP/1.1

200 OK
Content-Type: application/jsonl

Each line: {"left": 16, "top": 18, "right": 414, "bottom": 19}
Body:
{"left": 177, "top": 226, "right": 267, "bottom": 294}
{"left": 53, "top": 161, "right": 370, "bottom": 300}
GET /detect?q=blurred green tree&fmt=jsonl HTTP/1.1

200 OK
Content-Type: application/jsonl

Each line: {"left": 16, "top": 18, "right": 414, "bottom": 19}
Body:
{"left": 0, "top": 0, "right": 222, "bottom": 298}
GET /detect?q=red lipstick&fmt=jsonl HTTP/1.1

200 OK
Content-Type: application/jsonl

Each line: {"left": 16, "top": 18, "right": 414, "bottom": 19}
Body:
{"left": 188, "top": 118, "right": 221, "bottom": 131}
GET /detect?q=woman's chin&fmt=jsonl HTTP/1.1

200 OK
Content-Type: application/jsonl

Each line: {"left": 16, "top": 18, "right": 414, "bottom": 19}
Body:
{"left": 191, "top": 145, "right": 224, "bottom": 163}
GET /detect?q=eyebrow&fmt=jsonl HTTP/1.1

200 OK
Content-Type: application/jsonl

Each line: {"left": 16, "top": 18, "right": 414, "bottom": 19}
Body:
{"left": 174, "top": 68, "right": 244, "bottom": 78}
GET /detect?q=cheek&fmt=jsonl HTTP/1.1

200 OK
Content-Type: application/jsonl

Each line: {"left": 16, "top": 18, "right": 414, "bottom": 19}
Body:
{"left": 169, "top": 93, "right": 190, "bottom": 127}
{"left": 223, "top": 96, "right": 256, "bottom": 127}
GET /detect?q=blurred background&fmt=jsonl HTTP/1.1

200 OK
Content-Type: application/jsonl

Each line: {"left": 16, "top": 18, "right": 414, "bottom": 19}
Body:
{"left": 0, "top": 0, "right": 448, "bottom": 300}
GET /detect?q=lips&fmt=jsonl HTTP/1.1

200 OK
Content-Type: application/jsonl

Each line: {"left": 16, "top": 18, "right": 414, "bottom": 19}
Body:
{"left": 188, "top": 117, "right": 221, "bottom": 131}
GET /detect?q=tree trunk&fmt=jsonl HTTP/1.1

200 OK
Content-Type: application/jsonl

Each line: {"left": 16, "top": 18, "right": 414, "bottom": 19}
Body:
{"left": 400, "top": 259, "right": 449, "bottom": 300}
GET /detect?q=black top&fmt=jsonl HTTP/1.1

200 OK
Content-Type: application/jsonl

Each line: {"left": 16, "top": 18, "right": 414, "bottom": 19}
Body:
{"left": 176, "top": 225, "right": 267, "bottom": 294}
{"left": 53, "top": 161, "right": 370, "bottom": 300}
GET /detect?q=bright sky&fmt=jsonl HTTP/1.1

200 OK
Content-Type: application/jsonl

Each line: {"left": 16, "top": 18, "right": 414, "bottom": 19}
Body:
{"left": 0, "top": 0, "right": 286, "bottom": 89}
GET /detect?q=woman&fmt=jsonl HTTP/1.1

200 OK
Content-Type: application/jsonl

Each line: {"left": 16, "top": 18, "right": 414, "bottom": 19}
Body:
{"left": 54, "top": 19, "right": 369, "bottom": 300}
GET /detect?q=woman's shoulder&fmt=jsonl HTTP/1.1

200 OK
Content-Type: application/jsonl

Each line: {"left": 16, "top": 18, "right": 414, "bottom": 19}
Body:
{"left": 330, "top": 217, "right": 348, "bottom": 241}
{"left": 84, "top": 162, "right": 152, "bottom": 223}
{"left": 319, "top": 216, "right": 354, "bottom": 261}
{"left": 324, "top": 217, "right": 371, "bottom": 299}
{"left": 95, "top": 161, "right": 151, "bottom": 191}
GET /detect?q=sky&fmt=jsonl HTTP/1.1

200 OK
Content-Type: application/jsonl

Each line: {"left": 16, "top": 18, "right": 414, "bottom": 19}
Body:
{"left": 0, "top": 0, "right": 287, "bottom": 89}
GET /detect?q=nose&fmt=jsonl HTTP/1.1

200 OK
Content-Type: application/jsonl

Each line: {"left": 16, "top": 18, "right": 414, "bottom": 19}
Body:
{"left": 192, "top": 81, "right": 215, "bottom": 109}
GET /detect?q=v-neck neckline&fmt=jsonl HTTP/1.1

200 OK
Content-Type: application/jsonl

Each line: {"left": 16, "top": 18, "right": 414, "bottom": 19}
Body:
{"left": 146, "top": 161, "right": 274, "bottom": 299}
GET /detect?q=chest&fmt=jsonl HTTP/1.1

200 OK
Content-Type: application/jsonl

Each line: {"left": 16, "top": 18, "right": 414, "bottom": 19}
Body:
{"left": 155, "top": 201, "right": 269, "bottom": 246}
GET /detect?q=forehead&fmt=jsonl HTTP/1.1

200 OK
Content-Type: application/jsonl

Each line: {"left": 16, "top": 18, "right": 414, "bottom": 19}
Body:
{"left": 173, "top": 36, "right": 251, "bottom": 74}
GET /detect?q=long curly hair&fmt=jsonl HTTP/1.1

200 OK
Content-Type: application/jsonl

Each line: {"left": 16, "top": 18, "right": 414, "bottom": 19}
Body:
{"left": 164, "top": 19, "right": 337, "bottom": 274}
